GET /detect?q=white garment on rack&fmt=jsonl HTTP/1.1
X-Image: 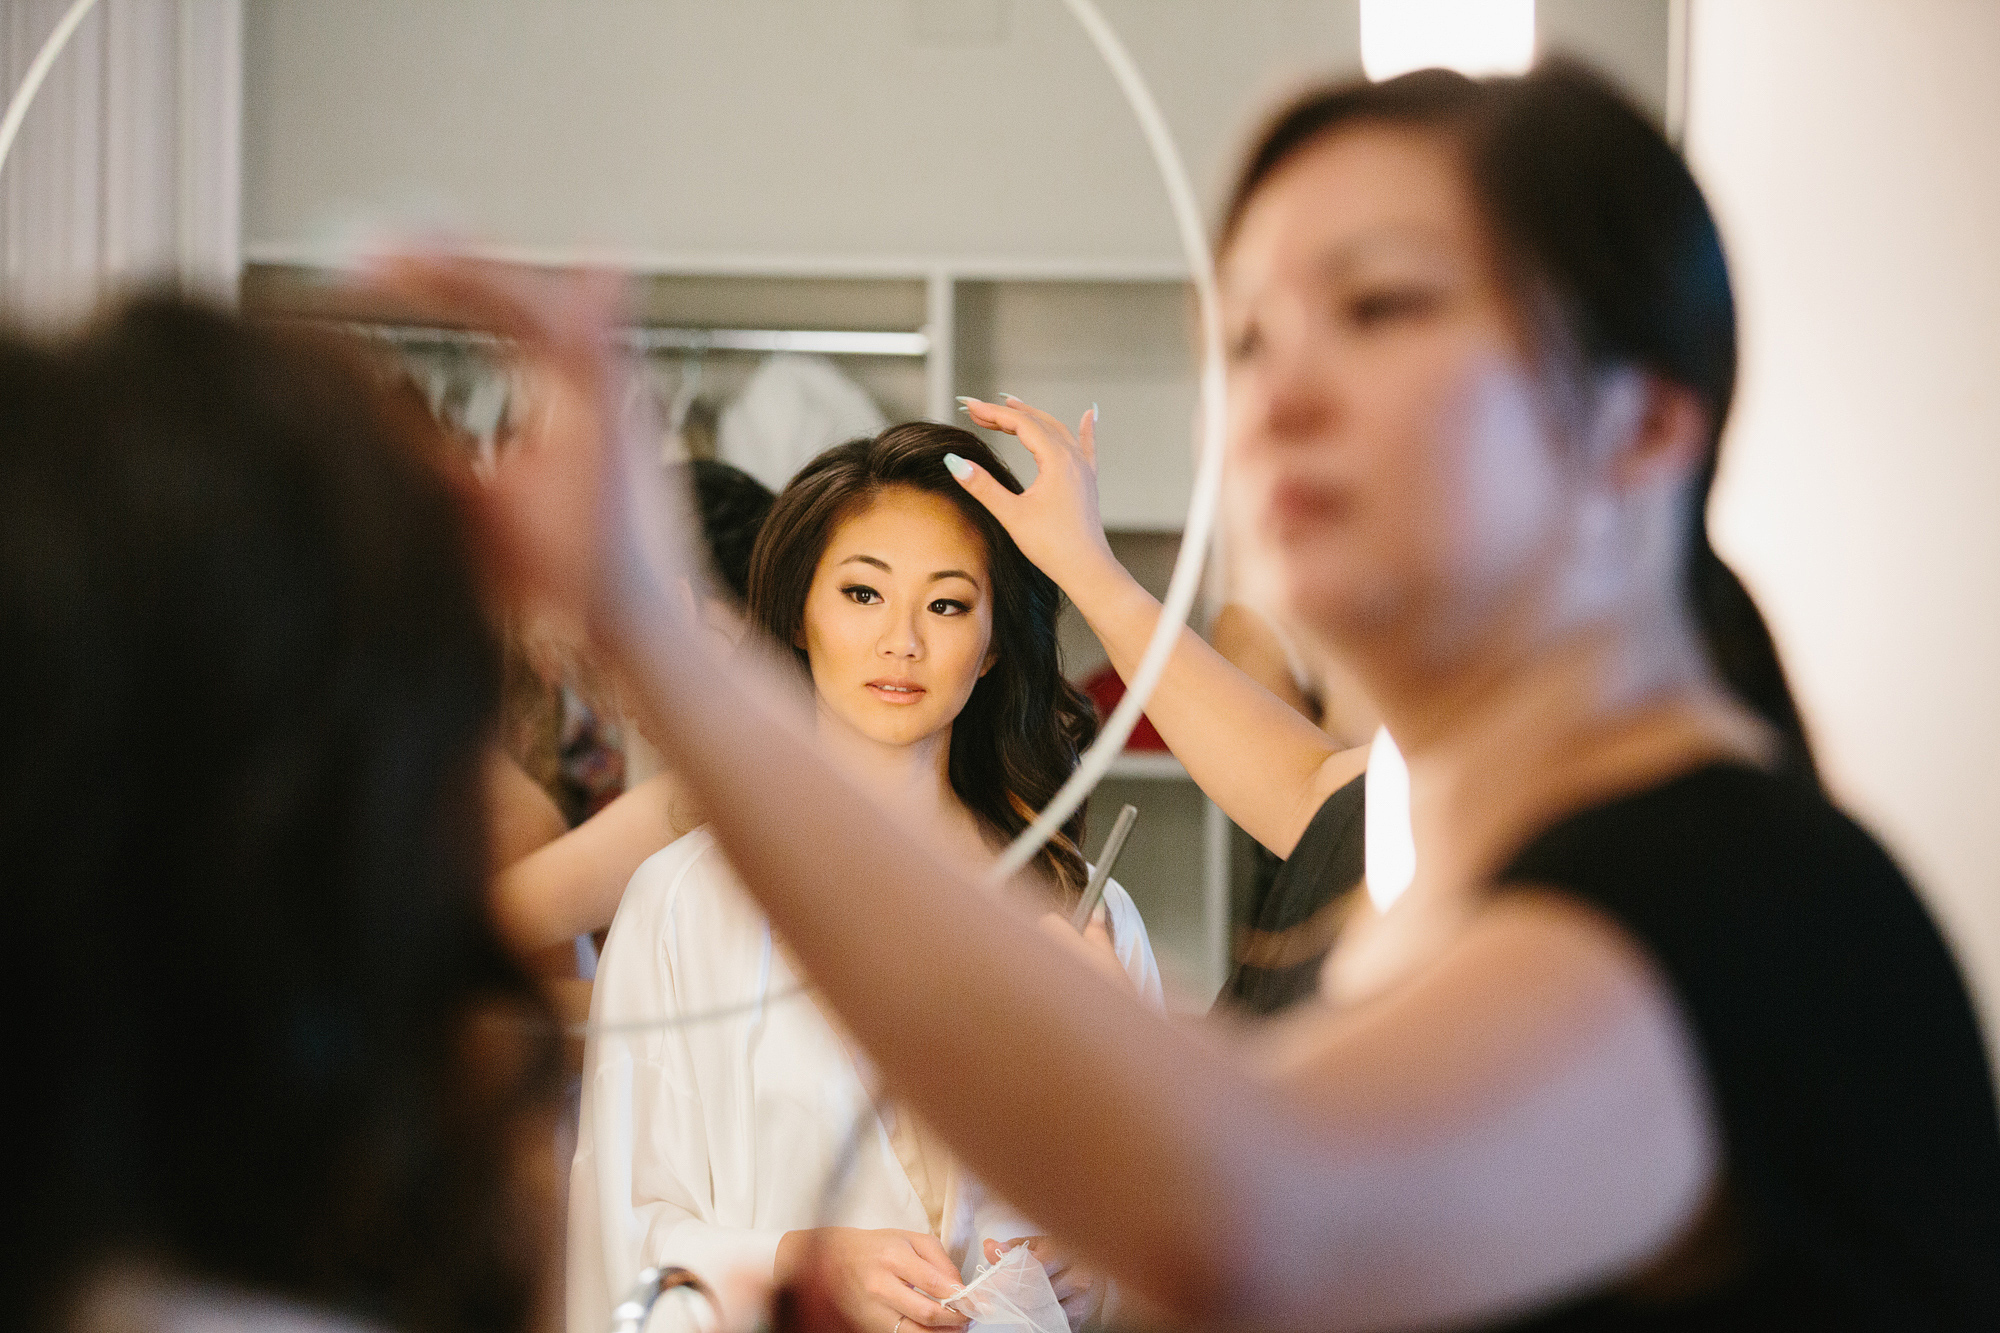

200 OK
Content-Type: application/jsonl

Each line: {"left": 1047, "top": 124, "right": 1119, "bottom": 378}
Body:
{"left": 716, "top": 354, "right": 887, "bottom": 491}
{"left": 568, "top": 829, "right": 1162, "bottom": 1333}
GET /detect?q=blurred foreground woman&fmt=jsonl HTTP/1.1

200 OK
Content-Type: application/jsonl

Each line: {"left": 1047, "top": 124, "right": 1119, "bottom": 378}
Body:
{"left": 1, "top": 303, "right": 561, "bottom": 1333}
{"left": 396, "top": 65, "right": 2000, "bottom": 1331}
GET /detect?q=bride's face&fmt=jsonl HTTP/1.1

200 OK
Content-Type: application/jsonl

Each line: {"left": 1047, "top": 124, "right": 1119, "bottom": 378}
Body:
{"left": 799, "top": 486, "right": 998, "bottom": 751}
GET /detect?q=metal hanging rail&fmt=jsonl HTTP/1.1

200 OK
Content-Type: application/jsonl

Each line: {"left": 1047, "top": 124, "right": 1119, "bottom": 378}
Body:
{"left": 346, "top": 321, "right": 930, "bottom": 358}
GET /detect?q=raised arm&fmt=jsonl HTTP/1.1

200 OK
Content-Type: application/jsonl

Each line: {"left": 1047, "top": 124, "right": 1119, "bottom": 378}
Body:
{"left": 374, "top": 257, "right": 1717, "bottom": 1332}
{"left": 490, "top": 770, "right": 686, "bottom": 952}
{"left": 949, "top": 397, "right": 1362, "bottom": 855}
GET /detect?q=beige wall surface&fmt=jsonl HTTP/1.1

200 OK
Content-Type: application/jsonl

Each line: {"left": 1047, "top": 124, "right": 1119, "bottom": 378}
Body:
{"left": 1689, "top": 0, "right": 2000, "bottom": 1061}
{"left": 1, "top": 0, "right": 240, "bottom": 327}
{"left": 242, "top": 0, "right": 1362, "bottom": 269}
{"left": 240, "top": 0, "right": 1669, "bottom": 271}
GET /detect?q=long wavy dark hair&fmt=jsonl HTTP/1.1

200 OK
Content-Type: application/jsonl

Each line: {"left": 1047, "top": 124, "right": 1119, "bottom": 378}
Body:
{"left": 0, "top": 298, "right": 559, "bottom": 1333}
{"left": 1221, "top": 62, "right": 1817, "bottom": 782}
{"left": 746, "top": 423, "right": 1098, "bottom": 896}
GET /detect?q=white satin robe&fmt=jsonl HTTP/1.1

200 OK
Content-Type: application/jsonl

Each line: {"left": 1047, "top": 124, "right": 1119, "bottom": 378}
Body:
{"left": 568, "top": 829, "right": 1162, "bottom": 1333}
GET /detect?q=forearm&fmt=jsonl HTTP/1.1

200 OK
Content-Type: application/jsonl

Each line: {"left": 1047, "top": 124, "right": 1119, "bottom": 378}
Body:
{"left": 492, "top": 774, "right": 676, "bottom": 950}
{"left": 612, "top": 600, "right": 1272, "bottom": 1322}
{"left": 1060, "top": 553, "right": 1353, "bottom": 856}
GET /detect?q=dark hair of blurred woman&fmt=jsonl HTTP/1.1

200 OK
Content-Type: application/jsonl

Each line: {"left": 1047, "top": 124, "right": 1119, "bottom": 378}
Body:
{"left": 0, "top": 298, "right": 560, "bottom": 1333}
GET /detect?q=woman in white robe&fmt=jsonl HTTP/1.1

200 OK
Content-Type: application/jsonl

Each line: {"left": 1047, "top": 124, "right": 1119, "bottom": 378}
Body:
{"left": 569, "top": 424, "right": 1162, "bottom": 1333}
{"left": 570, "top": 832, "right": 1158, "bottom": 1333}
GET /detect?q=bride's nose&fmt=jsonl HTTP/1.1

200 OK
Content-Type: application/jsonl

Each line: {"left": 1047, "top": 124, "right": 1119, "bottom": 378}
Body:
{"left": 878, "top": 604, "right": 923, "bottom": 660}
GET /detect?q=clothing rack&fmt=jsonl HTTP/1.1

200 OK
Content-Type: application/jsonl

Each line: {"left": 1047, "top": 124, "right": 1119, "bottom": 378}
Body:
{"left": 346, "top": 320, "right": 930, "bottom": 358}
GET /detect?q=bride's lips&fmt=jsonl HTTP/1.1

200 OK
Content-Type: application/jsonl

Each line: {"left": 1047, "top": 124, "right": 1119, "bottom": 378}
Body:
{"left": 865, "top": 679, "right": 927, "bottom": 704}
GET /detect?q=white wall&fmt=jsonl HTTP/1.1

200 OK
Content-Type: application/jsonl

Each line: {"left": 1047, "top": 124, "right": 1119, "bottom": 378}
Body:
{"left": 1, "top": 0, "right": 240, "bottom": 327}
{"left": 242, "top": 0, "right": 1363, "bottom": 272}
{"left": 1689, "top": 1, "right": 2000, "bottom": 1059}
{"left": 240, "top": 0, "right": 1669, "bottom": 273}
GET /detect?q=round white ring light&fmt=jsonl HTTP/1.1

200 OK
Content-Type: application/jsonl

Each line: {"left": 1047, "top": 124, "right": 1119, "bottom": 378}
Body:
{"left": 987, "top": 0, "right": 1227, "bottom": 883}
{"left": 0, "top": 0, "right": 105, "bottom": 179}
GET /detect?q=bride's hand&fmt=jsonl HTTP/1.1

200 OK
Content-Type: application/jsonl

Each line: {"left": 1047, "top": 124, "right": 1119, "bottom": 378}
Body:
{"left": 951, "top": 397, "right": 1117, "bottom": 591}
{"left": 981, "top": 1237, "right": 1105, "bottom": 1332}
{"left": 362, "top": 252, "right": 697, "bottom": 645}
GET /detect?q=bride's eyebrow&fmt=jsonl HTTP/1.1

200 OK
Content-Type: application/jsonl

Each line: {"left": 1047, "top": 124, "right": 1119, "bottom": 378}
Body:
{"left": 927, "top": 569, "right": 977, "bottom": 586}
{"left": 837, "top": 554, "right": 890, "bottom": 573}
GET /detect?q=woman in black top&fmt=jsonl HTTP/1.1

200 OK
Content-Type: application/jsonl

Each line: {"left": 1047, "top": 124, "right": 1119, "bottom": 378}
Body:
{"left": 386, "top": 60, "right": 2000, "bottom": 1331}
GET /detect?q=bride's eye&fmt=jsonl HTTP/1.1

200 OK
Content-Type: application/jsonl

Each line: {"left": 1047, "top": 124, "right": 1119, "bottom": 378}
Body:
{"left": 929, "top": 598, "right": 970, "bottom": 616}
{"left": 841, "top": 584, "right": 881, "bottom": 605}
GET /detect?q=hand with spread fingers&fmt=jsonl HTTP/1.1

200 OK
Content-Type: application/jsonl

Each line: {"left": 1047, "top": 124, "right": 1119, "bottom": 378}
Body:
{"left": 779, "top": 1227, "right": 970, "bottom": 1333}
{"left": 950, "top": 396, "right": 1117, "bottom": 593}
{"left": 981, "top": 1236, "right": 1106, "bottom": 1332}
{"left": 952, "top": 390, "right": 1365, "bottom": 864}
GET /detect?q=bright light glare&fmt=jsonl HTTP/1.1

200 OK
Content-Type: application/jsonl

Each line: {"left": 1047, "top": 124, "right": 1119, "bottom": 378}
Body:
{"left": 1364, "top": 727, "right": 1416, "bottom": 912}
{"left": 1360, "top": 0, "right": 1535, "bottom": 82}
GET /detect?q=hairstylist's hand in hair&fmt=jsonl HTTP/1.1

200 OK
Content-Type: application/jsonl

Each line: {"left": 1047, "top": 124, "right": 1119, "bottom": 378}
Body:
{"left": 362, "top": 254, "right": 698, "bottom": 643}
{"left": 777, "top": 1227, "right": 969, "bottom": 1333}
{"left": 982, "top": 1237, "right": 1105, "bottom": 1332}
{"left": 951, "top": 398, "right": 1116, "bottom": 592}
{"left": 953, "top": 393, "right": 1363, "bottom": 861}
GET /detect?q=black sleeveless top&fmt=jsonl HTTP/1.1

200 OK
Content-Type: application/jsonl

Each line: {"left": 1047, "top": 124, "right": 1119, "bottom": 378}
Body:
{"left": 1216, "top": 774, "right": 1367, "bottom": 1016}
{"left": 1494, "top": 764, "right": 2000, "bottom": 1329}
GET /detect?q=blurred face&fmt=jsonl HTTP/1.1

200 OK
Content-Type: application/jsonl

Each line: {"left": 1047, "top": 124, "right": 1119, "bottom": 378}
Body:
{"left": 799, "top": 486, "right": 997, "bottom": 751}
{"left": 1222, "top": 126, "right": 1576, "bottom": 668}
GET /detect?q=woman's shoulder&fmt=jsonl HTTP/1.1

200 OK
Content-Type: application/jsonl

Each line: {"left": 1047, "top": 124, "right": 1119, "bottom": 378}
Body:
{"left": 603, "top": 827, "right": 764, "bottom": 962}
{"left": 1499, "top": 763, "right": 2000, "bottom": 1165}
{"left": 1496, "top": 762, "right": 1947, "bottom": 989}
{"left": 1501, "top": 762, "right": 1908, "bottom": 910}
{"left": 1501, "top": 765, "right": 2000, "bottom": 1308}
{"left": 616, "top": 826, "right": 719, "bottom": 914}
{"left": 1098, "top": 877, "right": 1144, "bottom": 934}
{"left": 1097, "top": 878, "right": 1165, "bottom": 1007}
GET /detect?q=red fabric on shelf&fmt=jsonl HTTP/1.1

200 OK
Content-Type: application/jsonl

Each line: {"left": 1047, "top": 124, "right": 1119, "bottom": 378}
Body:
{"left": 1080, "top": 663, "right": 1168, "bottom": 750}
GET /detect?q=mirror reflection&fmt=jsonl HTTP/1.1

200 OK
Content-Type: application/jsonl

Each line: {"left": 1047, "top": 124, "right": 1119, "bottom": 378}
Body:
{"left": 18, "top": 4, "right": 1999, "bottom": 1333}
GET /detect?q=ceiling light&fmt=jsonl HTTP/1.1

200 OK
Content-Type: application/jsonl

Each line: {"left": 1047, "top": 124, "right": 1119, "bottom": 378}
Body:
{"left": 1360, "top": 0, "right": 1535, "bottom": 82}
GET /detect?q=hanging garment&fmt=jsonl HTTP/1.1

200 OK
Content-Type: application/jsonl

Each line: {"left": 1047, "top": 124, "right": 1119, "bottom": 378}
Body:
{"left": 568, "top": 829, "right": 1162, "bottom": 1333}
{"left": 716, "top": 354, "right": 887, "bottom": 492}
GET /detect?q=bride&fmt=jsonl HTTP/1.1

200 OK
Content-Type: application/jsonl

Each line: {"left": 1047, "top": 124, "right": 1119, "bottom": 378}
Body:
{"left": 568, "top": 422, "right": 1161, "bottom": 1333}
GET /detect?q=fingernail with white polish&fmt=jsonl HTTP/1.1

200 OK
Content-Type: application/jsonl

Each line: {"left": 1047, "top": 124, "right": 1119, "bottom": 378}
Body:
{"left": 943, "top": 452, "right": 973, "bottom": 480}
{"left": 1091, "top": 401, "right": 1100, "bottom": 420}
{"left": 955, "top": 395, "right": 977, "bottom": 404}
